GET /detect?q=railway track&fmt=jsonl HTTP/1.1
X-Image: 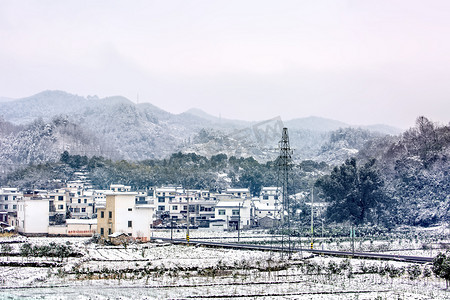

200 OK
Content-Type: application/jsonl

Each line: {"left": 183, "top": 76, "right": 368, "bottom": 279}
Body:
{"left": 150, "top": 237, "right": 433, "bottom": 264}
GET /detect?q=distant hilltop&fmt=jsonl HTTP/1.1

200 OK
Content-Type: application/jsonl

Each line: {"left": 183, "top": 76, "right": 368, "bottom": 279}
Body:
{"left": 0, "top": 90, "right": 402, "bottom": 166}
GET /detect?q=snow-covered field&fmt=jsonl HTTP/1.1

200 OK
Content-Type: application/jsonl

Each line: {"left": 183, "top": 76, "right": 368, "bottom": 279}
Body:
{"left": 1, "top": 229, "right": 450, "bottom": 299}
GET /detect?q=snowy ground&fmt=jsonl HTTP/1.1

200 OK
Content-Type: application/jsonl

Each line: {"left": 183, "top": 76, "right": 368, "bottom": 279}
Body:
{"left": 0, "top": 230, "right": 450, "bottom": 299}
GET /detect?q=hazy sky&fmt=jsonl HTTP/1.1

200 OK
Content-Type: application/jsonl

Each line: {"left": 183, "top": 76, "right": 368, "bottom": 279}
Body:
{"left": 1, "top": 1, "right": 449, "bottom": 128}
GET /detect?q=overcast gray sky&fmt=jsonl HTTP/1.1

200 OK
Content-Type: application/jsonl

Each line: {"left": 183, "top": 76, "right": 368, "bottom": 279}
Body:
{"left": 1, "top": 0, "right": 449, "bottom": 128}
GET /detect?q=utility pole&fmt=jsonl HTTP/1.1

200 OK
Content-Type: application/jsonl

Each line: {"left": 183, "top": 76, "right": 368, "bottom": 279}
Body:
{"left": 321, "top": 219, "right": 324, "bottom": 238}
{"left": 171, "top": 219, "right": 173, "bottom": 240}
{"left": 321, "top": 219, "right": 324, "bottom": 250}
{"left": 311, "top": 186, "right": 314, "bottom": 250}
{"left": 351, "top": 225, "right": 355, "bottom": 255}
{"left": 238, "top": 202, "right": 241, "bottom": 242}
{"left": 186, "top": 188, "right": 190, "bottom": 243}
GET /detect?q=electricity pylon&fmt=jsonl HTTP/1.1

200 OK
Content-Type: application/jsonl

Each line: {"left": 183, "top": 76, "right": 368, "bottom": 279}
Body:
{"left": 276, "top": 127, "right": 293, "bottom": 257}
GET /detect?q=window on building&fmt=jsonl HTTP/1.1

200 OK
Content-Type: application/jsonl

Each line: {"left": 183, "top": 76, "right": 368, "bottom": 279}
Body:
{"left": 58, "top": 196, "right": 64, "bottom": 201}
{"left": 158, "top": 206, "right": 165, "bottom": 211}
{"left": 108, "top": 211, "right": 112, "bottom": 218}
{"left": 13, "top": 205, "right": 16, "bottom": 210}
{"left": 84, "top": 199, "right": 87, "bottom": 203}
{"left": 218, "top": 209, "right": 225, "bottom": 215}
{"left": 4, "top": 205, "right": 8, "bottom": 210}
{"left": 172, "top": 205, "right": 178, "bottom": 211}
{"left": 100, "top": 228, "right": 104, "bottom": 235}
{"left": 128, "top": 208, "right": 132, "bottom": 211}
{"left": 81, "top": 208, "right": 86, "bottom": 212}
{"left": 274, "top": 196, "right": 279, "bottom": 200}
{"left": 158, "top": 197, "right": 165, "bottom": 203}
{"left": 100, "top": 211, "right": 104, "bottom": 218}
{"left": 263, "top": 195, "right": 269, "bottom": 200}
{"left": 74, "top": 208, "right": 80, "bottom": 213}
{"left": 58, "top": 205, "right": 64, "bottom": 210}
{"left": 78, "top": 199, "right": 81, "bottom": 203}
{"left": 183, "top": 205, "right": 187, "bottom": 210}
{"left": 108, "top": 228, "right": 112, "bottom": 235}
{"left": 232, "top": 209, "right": 239, "bottom": 216}
{"left": 128, "top": 221, "right": 132, "bottom": 228}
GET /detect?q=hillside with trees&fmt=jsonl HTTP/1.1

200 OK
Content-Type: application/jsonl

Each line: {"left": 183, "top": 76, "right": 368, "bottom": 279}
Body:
{"left": 360, "top": 116, "right": 450, "bottom": 226}
{"left": 0, "top": 90, "right": 398, "bottom": 166}
{"left": 317, "top": 117, "right": 449, "bottom": 227}
{"left": 0, "top": 116, "right": 110, "bottom": 175}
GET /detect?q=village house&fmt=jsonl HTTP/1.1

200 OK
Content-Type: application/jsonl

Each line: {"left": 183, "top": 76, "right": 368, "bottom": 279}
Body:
{"left": 213, "top": 198, "right": 252, "bottom": 231}
{"left": 97, "top": 190, "right": 154, "bottom": 242}
{"left": 0, "top": 187, "right": 21, "bottom": 226}
{"left": 48, "top": 189, "right": 67, "bottom": 224}
{"left": 167, "top": 189, "right": 216, "bottom": 227}
{"left": 260, "top": 187, "right": 281, "bottom": 206}
{"left": 224, "top": 188, "right": 250, "bottom": 199}
{"left": 16, "top": 190, "right": 49, "bottom": 236}
{"left": 67, "top": 189, "right": 96, "bottom": 219}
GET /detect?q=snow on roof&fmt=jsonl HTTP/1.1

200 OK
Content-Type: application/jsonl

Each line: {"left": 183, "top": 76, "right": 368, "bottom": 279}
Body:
{"left": 66, "top": 219, "right": 97, "bottom": 225}
{"left": 226, "top": 188, "right": 249, "bottom": 192}
{"left": 104, "top": 191, "right": 138, "bottom": 196}
{"left": 215, "top": 200, "right": 249, "bottom": 207}
{"left": 109, "top": 232, "right": 128, "bottom": 238}
{"left": 262, "top": 187, "right": 279, "bottom": 191}
{"left": 135, "top": 204, "right": 153, "bottom": 209}
{"left": 254, "top": 202, "right": 277, "bottom": 211}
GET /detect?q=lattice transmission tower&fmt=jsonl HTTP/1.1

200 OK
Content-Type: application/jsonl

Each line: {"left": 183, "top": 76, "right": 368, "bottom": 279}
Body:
{"left": 276, "top": 127, "right": 294, "bottom": 256}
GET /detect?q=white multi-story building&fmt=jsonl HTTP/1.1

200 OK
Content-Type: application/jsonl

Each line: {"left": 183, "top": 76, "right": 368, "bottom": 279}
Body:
{"left": 252, "top": 187, "right": 282, "bottom": 225}
{"left": 224, "top": 188, "right": 250, "bottom": 199}
{"left": 260, "top": 187, "right": 281, "bottom": 207}
{"left": 154, "top": 186, "right": 180, "bottom": 215}
{"left": 48, "top": 189, "right": 67, "bottom": 224}
{"left": 67, "top": 187, "right": 96, "bottom": 219}
{"left": 0, "top": 188, "right": 21, "bottom": 225}
{"left": 17, "top": 191, "right": 49, "bottom": 236}
{"left": 110, "top": 184, "right": 131, "bottom": 192}
{"left": 93, "top": 189, "right": 108, "bottom": 210}
{"left": 166, "top": 189, "right": 216, "bottom": 227}
{"left": 213, "top": 199, "right": 252, "bottom": 230}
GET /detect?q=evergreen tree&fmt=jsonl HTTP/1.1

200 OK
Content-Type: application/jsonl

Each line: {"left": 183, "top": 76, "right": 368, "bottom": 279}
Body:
{"left": 316, "top": 157, "right": 386, "bottom": 224}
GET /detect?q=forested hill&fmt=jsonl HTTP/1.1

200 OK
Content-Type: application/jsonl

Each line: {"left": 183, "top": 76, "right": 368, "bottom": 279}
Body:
{"left": 2, "top": 117, "right": 449, "bottom": 227}
{"left": 318, "top": 117, "right": 450, "bottom": 227}
{"left": 0, "top": 116, "right": 111, "bottom": 174}
{"left": 359, "top": 116, "right": 450, "bottom": 226}
{"left": 0, "top": 90, "right": 399, "bottom": 166}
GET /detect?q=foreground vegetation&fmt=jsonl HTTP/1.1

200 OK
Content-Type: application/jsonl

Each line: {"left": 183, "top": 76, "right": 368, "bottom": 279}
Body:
{"left": 2, "top": 229, "right": 450, "bottom": 299}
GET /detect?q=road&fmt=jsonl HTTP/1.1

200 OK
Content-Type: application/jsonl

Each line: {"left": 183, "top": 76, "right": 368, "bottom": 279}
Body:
{"left": 150, "top": 237, "right": 433, "bottom": 264}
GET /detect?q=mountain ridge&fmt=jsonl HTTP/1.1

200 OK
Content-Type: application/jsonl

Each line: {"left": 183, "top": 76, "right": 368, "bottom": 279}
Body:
{"left": 0, "top": 90, "right": 402, "bottom": 165}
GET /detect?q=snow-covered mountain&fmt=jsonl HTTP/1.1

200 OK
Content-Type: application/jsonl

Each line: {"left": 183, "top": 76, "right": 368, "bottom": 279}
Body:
{"left": 0, "top": 90, "right": 400, "bottom": 165}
